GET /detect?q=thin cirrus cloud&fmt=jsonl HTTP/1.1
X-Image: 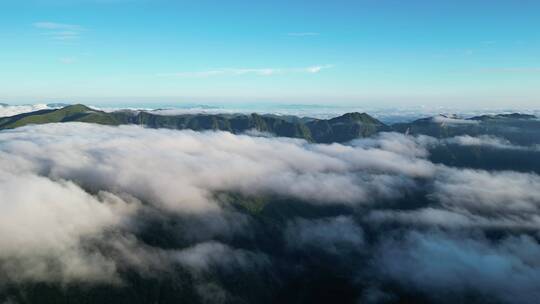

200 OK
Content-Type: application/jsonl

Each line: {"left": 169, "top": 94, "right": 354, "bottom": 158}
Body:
{"left": 157, "top": 65, "right": 335, "bottom": 78}
{"left": 33, "top": 21, "right": 84, "bottom": 40}
{"left": 480, "top": 67, "right": 540, "bottom": 73}
{"left": 59, "top": 57, "right": 78, "bottom": 64}
{"left": 287, "top": 32, "right": 320, "bottom": 37}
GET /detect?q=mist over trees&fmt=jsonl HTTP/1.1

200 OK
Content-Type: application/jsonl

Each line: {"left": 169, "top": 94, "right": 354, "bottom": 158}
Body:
{"left": 0, "top": 120, "right": 539, "bottom": 304}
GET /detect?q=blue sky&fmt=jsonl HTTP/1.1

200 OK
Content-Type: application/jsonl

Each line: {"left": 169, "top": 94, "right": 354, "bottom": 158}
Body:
{"left": 0, "top": 0, "right": 539, "bottom": 107}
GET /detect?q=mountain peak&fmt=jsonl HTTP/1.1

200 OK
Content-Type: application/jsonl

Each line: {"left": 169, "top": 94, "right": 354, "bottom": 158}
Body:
{"left": 330, "top": 112, "right": 381, "bottom": 124}
{"left": 60, "top": 104, "right": 94, "bottom": 112}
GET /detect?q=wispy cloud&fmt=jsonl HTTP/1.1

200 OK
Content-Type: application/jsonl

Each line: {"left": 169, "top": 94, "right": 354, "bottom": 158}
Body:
{"left": 287, "top": 32, "right": 320, "bottom": 37}
{"left": 59, "top": 57, "right": 78, "bottom": 64}
{"left": 157, "top": 65, "right": 334, "bottom": 78}
{"left": 480, "top": 68, "right": 540, "bottom": 74}
{"left": 34, "top": 22, "right": 82, "bottom": 30}
{"left": 33, "top": 21, "right": 84, "bottom": 41}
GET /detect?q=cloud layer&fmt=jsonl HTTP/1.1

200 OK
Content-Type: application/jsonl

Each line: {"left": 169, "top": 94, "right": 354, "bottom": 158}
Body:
{"left": 0, "top": 103, "right": 60, "bottom": 118}
{"left": 0, "top": 124, "right": 539, "bottom": 303}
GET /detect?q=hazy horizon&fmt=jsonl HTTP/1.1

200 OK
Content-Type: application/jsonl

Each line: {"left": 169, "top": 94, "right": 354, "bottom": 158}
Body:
{"left": 2, "top": 100, "right": 540, "bottom": 124}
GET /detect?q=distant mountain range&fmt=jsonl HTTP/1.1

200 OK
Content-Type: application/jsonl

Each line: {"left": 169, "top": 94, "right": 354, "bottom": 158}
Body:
{"left": 0, "top": 104, "right": 538, "bottom": 144}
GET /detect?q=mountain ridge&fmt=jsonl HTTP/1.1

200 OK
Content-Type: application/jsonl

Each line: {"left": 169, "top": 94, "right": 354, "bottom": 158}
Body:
{"left": 0, "top": 104, "right": 538, "bottom": 144}
{"left": 0, "top": 105, "right": 388, "bottom": 143}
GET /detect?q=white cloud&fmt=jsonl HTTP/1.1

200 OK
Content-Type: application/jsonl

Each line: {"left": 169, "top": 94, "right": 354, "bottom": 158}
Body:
{"left": 305, "top": 65, "right": 334, "bottom": 73}
{"left": 0, "top": 171, "right": 137, "bottom": 283}
{"left": 1, "top": 122, "right": 539, "bottom": 294}
{"left": 174, "top": 242, "right": 269, "bottom": 273}
{"left": 0, "top": 124, "right": 430, "bottom": 282}
{"left": 447, "top": 135, "right": 512, "bottom": 148}
{"left": 376, "top": 232, "right": 540, "bottom": 304}
{"left": 367, "top": 207, "right": 540, "bottom": 229}
{"left": 0, "top": 103, "right": 62, "bottom": 118}
{"left": 157, "top": 65, "right": 334, "bottom": 78}
{"left": 352, "top": 132, "right": 431, "bottom": 158}
{"left": 431, "top": 115, "right": 478, "bottom": 125}
{"left": 33, "top": 22, "right": 82, "bottom": 30}
{"left": 0, "top": 124, "right": 429, "bottom": 209}
{"left": 33, "top": 21, "right": 84, "bottom": 41}
{"left": 444, "top": 135, "right": 540, "bottom": 151}
{"left": 433, "top": 168, "right": 540, "bottom": 215}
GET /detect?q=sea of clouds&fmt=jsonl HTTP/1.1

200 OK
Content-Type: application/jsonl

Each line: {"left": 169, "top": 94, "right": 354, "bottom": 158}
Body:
{"left": 0, "top": 104, "right": 54, "bottom": 118}
{"left": 0, "top": 123, "right": 539, "bottom": 303}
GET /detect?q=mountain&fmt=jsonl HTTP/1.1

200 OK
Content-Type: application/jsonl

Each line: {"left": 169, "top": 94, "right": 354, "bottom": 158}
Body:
{"left": 46, "top": 102, "right": 72, "bottom": 108}
{"left": 470, "top": 113, "right": 537, "bottom": 121}
{"left": 306, "top": 112, "right": 390, "bottom": 143}
{"left": 0, "top": 104, "right": 537, "bottom": 145}
{"left": 0, "top": 104, "right": 113, "bottom": 129}
{"left": 0, "top": 105, "right": 388, "bottom": 143}
{"left": 393, "top": 113, "right": 540, "bottom": 145}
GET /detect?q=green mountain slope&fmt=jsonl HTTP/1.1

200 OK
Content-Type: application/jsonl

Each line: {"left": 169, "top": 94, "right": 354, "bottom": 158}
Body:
{"left": 0, "top": 105, "right": 118, "bottom": 129}
{"left": 0, "top": 105, "right": 388, "bottom": 143}
{"left": 393, "top": 113, "right": 540, "bottom": 145}
{"left": 306, "top": 112, "right": 390, "bottom": 143}
{"left": 2, "top": 105, "right": 537, "bottom": 145}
